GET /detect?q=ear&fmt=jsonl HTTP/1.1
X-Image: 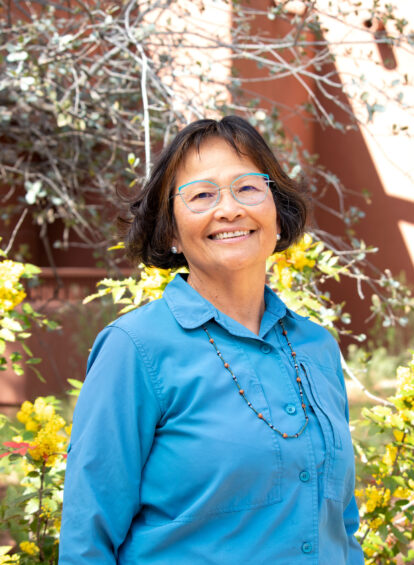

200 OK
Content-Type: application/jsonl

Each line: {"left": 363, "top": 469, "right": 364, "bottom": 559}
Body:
{"left": 170, "top": 212, "right": 183, "bottom": 254}
{"left": 171, "top": 238, "right": 182, "bottom": 254}
{"left": 171, "top": 229, "right": 183, "bottom": 254}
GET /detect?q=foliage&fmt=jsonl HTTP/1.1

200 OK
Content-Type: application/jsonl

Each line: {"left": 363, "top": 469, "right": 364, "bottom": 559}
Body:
{"left": 0, "top": 243, "right": 59, "bottom": 379}
{"left": 354, "top": 355, "right": 414, "bottom": 564}
{"left": 83, "top": 233, "right": 391, "bottom": 340}
{"left": 0, "top": 245, "right": 412, "bottom": 562}
{"left": 0, "top": 1, "right": 413, "bottom": 561}
{"left": 0, "top": 397, "right": 69, "bottom": 564}
{"left": 0, "top": 0, "right": 412, "bottom": 332}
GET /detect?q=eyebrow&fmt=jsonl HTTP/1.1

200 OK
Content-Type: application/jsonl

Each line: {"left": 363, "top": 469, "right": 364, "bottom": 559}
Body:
{"left": 181, "top": 171, "right": 263, "bottom": 186}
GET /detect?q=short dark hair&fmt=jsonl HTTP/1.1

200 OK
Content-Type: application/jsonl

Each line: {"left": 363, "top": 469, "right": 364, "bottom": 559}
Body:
{"left": 124, "top": 115, "right": 309, "bottom": 269}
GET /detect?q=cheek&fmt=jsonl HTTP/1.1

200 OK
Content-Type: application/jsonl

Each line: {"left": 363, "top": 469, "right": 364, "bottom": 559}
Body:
{"left": 173, "top": 208, "right": 199, "bottom": 251}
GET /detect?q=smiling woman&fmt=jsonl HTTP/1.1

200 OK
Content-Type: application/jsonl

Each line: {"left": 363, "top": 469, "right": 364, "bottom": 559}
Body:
{"left": 59, "top": 116, "right": 365, "bottom": 564}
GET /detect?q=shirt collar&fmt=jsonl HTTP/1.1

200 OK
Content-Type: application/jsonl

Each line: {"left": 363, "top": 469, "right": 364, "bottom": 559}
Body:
{"left": 163, "top": 273, "right": 301, "bottom": 339}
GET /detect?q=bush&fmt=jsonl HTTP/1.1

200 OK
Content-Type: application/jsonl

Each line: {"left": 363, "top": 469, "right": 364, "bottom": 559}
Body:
{"left": 0, "top": 237, "right": 413, "bottom": 562}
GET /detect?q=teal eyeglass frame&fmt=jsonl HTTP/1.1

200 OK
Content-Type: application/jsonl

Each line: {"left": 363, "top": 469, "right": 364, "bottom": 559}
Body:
{"left": 173, "top": 173, "right": 271, "bottom": 213}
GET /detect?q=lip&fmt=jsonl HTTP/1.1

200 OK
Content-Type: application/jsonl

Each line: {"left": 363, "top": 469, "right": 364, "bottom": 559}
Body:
{"left": 208, "top": 229, "right": 255, "bottom": 241}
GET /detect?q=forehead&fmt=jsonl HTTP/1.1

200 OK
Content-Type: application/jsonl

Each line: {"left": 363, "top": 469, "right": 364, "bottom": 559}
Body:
{"left": 175, "top": 138, "right": 260, "bottom": 186}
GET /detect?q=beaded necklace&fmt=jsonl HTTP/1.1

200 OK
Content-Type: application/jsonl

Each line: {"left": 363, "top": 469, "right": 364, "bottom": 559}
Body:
{"left": 202, "top": 318, "right": 309, "bottom": 439}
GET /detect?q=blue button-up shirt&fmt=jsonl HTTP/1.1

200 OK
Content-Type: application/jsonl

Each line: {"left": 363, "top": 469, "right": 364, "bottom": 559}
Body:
{"left": 59, "top": 274, "right": 364, "bottom": 564}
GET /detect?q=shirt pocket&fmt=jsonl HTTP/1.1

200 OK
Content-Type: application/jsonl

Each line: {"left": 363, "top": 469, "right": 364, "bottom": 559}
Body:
{"left": 300, "top": 361, "right": 355, "bottom": 507}
{"left": 141, "top": 352, "right": 283, "bottom": 524}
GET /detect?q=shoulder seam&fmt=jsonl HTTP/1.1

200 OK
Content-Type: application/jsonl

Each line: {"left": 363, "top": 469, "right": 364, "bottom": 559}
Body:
{"left": 105, "top": 324, "right": 166, "bottom": 415}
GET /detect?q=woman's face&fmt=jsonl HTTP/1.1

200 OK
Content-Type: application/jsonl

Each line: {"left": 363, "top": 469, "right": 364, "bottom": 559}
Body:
{"left": 172, "top": 138, "right": 278, "bottom": 280}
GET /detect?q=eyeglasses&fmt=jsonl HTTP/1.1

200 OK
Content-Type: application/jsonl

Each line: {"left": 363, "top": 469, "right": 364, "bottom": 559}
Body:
{"left": 173, "top": 173, "right": 271, "bottom": 213}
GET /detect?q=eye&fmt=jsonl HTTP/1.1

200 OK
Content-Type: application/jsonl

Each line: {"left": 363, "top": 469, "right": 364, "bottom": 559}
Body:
{"left": 190, "top": 190, "right": 216, "bottom": 201}
{"left": 237, "top": 184, "right": 259, "bottom": 193}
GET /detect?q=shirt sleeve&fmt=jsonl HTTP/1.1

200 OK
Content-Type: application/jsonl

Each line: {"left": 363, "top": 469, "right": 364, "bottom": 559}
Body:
{"left": 58, "top": 325, "right": 163, "bottom": 564}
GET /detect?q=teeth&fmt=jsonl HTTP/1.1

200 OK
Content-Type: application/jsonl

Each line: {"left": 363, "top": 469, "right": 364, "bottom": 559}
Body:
{"left": 211, "top": 230, "right": 250, "bottom": 240}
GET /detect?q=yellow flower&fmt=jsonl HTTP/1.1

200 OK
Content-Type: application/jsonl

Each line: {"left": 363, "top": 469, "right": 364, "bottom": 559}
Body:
{"left": 393, "top": 429, "right": 404, "bottom": 442}
{"left": 15, "top": 396, "right": 69, "bottom": 466}
{"left": 25, "top": 418, "right": 39, "bottom": 432}
{"left": 280, "top": 269, "right": 293, "bottom": 289}
{"left": 0, "top": 556, "right": 20, "bottom": 564}
{"left": 364, "top": 485, "right": 390, "bottom": 513}
{"left": 0, "top": 260, "right": 25, "bottom": 281}
{"left": 19, "top": 541, "right": 39, "bottom": 556}
{"left": 29, "top": 414, "right": 67, "bottom": 466}
{"left": 33, "top": 397, "right": 55, "bottom": 422}
{"left": 40, "top": 503, "right": 53, "bottom": 519}
{"left": 394, "top": 486, "right": 411, "bottom": 499}
{"left": 368, "top": 517, "right": 383, "bottom": 530}
{"left": 382, "top": 444, "right": 398, "bottom": 467}
{"left": 0, "top": 260, "right": 27, "bottom": 312}
{"left": 364, "top": 546, "right": 376, "bottom": 557}
{"left": 17, "top": 401, "right": 33, "bottom": 424}
{"left": 268, "top": 234, "right": 316, "bottom": 288}
{"left": 140, "top": 266, "right": 173, "bottom": 301}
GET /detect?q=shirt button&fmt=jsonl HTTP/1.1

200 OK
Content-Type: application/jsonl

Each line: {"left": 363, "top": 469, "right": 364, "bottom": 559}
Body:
{"left": 260, "top": 344, "right": 271, "bottom": 353}
{"left": 301, "top": 542, "right": 312, "bottom": 554}
{"left": 285, "top": 403, "right": 296, "bottom": 415}
{"left": 299, "top": 470, "right": 310, "bottom": 482}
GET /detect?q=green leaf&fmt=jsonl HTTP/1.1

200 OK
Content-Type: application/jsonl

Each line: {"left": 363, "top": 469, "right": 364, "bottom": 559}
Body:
{"left": 390, "top": 524, "right": 409, "bottom": 544}
{"left": 21, "top": 342, "right": 33, "bottom": 356}
{"left": 22, "top": 302, "right": 34, "bottom": 315}
{"left": 1, "top": 317, "right": 23, "bottom": 332}
{"left": 17, "top": 332, "right": 31, "bottom": 339}
{"left": 107, "top": 242, "right": 125, "bottom": 251}
{"left": 0, "top": 328, "right": 16, "bottom": 342}
{"left": 22, "top": 263, "right": 41, "bottom": 277}
{"left": 67, "top": 378, "right": 83, "bottom": 389}
{"left": 11, "top": 363, "right": 24, "bottom": 376}
{"left": 28, "top": 366, "right": 46, "bottom": 382}
{"left": 111, "top": 286, "right": 126, "bottom": 303}
{"left": 10, "top": 352, "right": 22, "bottom": 362}
{"left": 26, "top": 357, "right": 42, "bottom": 365}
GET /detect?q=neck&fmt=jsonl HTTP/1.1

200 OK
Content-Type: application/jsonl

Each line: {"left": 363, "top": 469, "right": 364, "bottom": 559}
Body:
{"left": 187, "top": 267, "right": 266, "bottom": 335}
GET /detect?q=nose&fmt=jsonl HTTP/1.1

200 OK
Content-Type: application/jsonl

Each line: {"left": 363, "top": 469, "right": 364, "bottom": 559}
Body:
{"left": 213, "top": 187, "right": 246, "bottom": 220}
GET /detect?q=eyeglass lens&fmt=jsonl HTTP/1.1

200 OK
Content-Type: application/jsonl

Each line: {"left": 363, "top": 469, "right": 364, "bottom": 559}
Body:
{"left": 180, "top": 174, "right": 269, "bottom": 212}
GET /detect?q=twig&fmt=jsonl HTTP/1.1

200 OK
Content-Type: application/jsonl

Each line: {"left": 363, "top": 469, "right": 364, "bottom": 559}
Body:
{"left": 4, "top": 208, "right": 28, "bottom": 256}
{"left": 340, "top": 351, "right": 393, "bottom": 406}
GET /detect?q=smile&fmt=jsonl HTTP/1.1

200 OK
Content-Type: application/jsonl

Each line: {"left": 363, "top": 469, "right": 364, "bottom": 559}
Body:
{"left": 210, "top": 230, "right": 252, "bottom": 240}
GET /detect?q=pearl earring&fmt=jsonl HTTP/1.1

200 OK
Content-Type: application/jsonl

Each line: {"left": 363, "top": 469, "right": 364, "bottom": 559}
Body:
{"left": 276, "top": 234, "right": 281, "bottom": 241}
{"left": 171, "top": 246, "right": 178, "bottom": 254}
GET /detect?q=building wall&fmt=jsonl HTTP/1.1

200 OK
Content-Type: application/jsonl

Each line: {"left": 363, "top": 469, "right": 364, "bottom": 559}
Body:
{"left": 236, "top": 0, "right": 413, "bottom": 336}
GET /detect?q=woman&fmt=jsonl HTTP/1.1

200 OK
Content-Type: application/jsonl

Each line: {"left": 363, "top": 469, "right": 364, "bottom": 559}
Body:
{"left": 59, "top": 116, "right": 364, "bottom": 564}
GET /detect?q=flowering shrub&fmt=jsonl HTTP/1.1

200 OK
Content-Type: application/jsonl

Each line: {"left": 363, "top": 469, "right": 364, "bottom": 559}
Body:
{"left": 0, "top": 250, "right": 58, "bottom": 378}
{"left": 85, "top": 234, "right": 350, "bottom": 336}
{"left": 354, "top": 355, "right": 414, "bottom": 563}
{"left": 0, "top": 235, "right": 413, "bottom": 562}
{"left": 0, "top": 397, "right": 69, "bottom": 564}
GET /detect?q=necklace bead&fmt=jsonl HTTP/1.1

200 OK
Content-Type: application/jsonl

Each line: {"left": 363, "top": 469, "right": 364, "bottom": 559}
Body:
{"left": 203, "top": 319, "right": 309, "bottom": 440}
